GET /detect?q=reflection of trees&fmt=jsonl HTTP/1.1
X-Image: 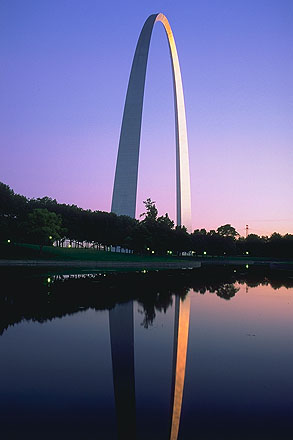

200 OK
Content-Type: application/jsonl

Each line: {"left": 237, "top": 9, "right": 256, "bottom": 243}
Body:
{"left": 0, "top": 269, "right": 191, "bottom": 334}
{"left": 0, "top": 265, "right": 292, "bottom": 334}
{"left": 215, "top": 283, "right": 240, "bottom": 300}
{"left": 192, "top": 283, "right": 239, "bottom": 300}
{"left": 138, "top": 293, "right": 174, "bottom": 328}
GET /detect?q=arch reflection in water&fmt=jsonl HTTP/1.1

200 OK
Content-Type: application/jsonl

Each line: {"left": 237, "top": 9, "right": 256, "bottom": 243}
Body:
{"left": 170, "top": 295, "right": 190, "bottom": 440}
{"left": 109, "top": 301, "right": 136, "bottom": 439}
{"left": 109, "top": 295, "right": 190, "bottom": 440}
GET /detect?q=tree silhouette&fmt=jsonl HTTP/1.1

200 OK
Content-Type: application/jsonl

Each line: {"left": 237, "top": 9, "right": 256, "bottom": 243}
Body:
{"left": 140, "top": 198, "right": 158, "bottom": 223}
{"left": 217, "top": 224, "right": 239, "bottom": 238}
{"left": 22, "top": 208, "right": 65, "bottom": 251}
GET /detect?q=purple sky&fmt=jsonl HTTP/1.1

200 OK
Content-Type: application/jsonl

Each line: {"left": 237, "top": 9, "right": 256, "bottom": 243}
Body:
{"left": 1, "top": 0, "right": 292, "bottom": 236}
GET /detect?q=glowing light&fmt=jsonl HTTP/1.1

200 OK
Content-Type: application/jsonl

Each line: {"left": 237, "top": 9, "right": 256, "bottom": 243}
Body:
{"left": 146, "top": 247, "right": 150, "bottom": 251}
{"left": 246, "top": 251, "right": 249, "bottom": 255}
{"left": 246, "top": 264, "right": 249, "bottom": 269}
{"left": 151, "top": 250, "right": 155, "bottom": 254}
{"left": 68, "top": 244, "right": 71, "bottom": 248}
{"left": 7, "top": 239, "right": 11, "bottom": 243}
{"left": 49, "top": 235, "right": 52, "bottom": 240}
{"left": 47, "top": 277, "right": 51, "bottom": 283}
{"left": 203, "top": 251, "right": 207, "bottom": 255}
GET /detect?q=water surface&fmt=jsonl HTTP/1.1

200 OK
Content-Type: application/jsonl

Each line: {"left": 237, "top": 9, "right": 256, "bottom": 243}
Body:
{"left": 0, "top": 267, "right": 292, "bottom": 439}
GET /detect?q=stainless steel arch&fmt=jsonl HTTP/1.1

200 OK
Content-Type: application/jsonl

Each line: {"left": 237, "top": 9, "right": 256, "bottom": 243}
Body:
{"left": 111, "top": 13, "right": 192, "bottom": 231}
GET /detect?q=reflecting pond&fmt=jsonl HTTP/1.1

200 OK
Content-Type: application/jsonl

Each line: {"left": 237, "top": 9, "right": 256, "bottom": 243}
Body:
{"left": 0, "top": 266, "right": 293, "bottom": 439}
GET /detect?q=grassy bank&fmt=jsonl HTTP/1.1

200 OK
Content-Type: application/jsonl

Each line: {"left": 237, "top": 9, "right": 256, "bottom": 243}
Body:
{"left": 1, "top": 242, "right": 292, "bottom": 268}
{"left": 0, "top": 242, "right": 181, "bottom": 262}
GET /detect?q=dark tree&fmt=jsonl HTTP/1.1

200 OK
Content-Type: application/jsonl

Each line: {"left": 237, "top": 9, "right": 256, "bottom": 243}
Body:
{"left": 140, "top": 198, "right": 158, "bottom": 223}
{"left": 22, "top": 208, "right": 65, "bottom": 251}
{"left": 217, "top": 224, "right": 239, "bottom": 239}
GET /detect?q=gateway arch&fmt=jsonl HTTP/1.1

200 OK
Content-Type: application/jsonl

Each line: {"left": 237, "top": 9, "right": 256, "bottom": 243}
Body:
{"left": 111, "top": 13, "right": 192, "bottom": 231}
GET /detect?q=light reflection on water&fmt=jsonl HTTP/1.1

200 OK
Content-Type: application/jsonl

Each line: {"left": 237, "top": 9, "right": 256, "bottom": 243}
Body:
{"left": 0, "top": 268, "right": 293, "bottom": 439}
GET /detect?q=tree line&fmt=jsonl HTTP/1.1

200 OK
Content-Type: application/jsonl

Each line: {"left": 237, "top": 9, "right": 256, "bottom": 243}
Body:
{"left": 0, "top": 181, "right": 292, "bottom": 257}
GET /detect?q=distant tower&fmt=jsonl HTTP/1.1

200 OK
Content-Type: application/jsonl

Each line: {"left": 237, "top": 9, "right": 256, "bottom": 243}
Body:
{"left": 111, "top": 13, "right": 192, "bottom": 231}
{"left": 245, "top": 224, "right": 249, "bottom": 238}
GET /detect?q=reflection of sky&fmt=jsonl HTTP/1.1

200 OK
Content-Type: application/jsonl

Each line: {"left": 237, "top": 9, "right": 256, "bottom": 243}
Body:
{"left": 0, "top": 0, "right": 292, "bottom": 235}
{"left": 0, "top": 283, "right": 293, "bottom": 437}
{"left": 182, "top": 285, "right": 293, "bottom": 438}
{"left": 0, "top": 309, "right": 117, "bottom": 438}
{"left": 134, "top": 300, "right": 174, "bottom": 439}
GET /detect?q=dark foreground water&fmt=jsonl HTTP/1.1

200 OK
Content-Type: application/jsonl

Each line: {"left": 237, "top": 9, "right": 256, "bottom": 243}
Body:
{"left": 0, "top": 265, "right": 293, "bottom": 439}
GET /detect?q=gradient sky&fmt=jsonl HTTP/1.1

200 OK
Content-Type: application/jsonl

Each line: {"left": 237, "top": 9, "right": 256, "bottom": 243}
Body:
{"left": 1, "top": 0, "right": 292, "bottom": 235}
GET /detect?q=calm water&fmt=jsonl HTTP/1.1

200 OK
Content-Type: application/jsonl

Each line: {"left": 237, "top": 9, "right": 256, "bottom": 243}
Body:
{"left": 0, "top": 266, "right": 293, "bottom": 439}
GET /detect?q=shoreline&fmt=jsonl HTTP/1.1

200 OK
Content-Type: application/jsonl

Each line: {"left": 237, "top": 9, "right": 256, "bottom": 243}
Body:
{"left": 0, "top": 259, "right": 202, "bottom": 269}
{"left": 0, "top": 258, "right": 292, "bottom": 270}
